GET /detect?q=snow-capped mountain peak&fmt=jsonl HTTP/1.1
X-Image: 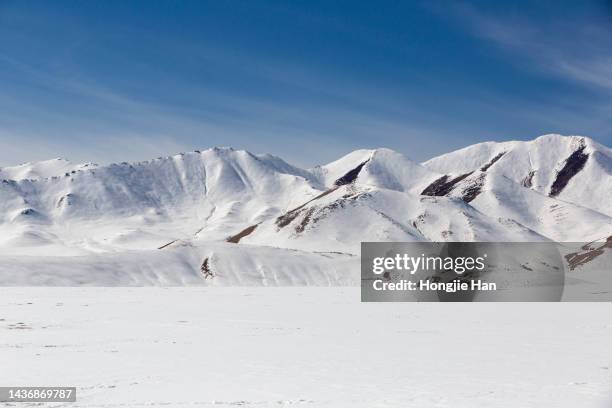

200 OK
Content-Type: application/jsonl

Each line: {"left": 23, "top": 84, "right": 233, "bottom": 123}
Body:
{"left": 0, "top": 135, "right": 609, "bottom": 285}
{"left": 311, "top": 148, "right": 440, "bottom": 193}
{"left": 422, "top": 134, "right": 611, "bottom": 216}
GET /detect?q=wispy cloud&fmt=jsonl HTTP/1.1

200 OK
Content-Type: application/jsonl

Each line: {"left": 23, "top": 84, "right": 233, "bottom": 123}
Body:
{"left": 438, "top": 2, "right": 612, "bottom": 91}
{"left": 558, "top": 57, "right": 612, "bottom": 89}
{"left": 2, "top": 1, "right": 610, "bottom": 168}
{"left": 0, "top": 52, "right": 454, "bottom": 167}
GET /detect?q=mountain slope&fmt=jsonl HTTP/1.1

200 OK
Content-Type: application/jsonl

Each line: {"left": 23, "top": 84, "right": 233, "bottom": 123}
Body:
{"left": 422, "top": 134, "right": 612, "bottom": 216}
{"left": 239, "top": 183, "right": 546, "bottom": 254}
{"left": 0, "top": 148, "right": 322, "bottom": 255}
{"left": 0, "top": 158, "right": 98, "bottom": 181}
{"left": 0, "top": 134, "right": 609, "bottom": 285}
{"left": 311, "top": 148, "right": 440, "bottom": 193}
{"left": 466, "top": 173, "right": 609, "bottom": 242}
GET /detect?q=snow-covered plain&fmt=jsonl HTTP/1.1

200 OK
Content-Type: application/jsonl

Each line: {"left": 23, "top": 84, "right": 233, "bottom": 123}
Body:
{"left": 2, "top": 288, "right": 612, "bottom": 408}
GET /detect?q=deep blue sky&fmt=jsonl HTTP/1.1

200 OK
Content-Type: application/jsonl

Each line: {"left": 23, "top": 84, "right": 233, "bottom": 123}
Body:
{"left": 1, "top": 0, "right": 611, "bottom": 167}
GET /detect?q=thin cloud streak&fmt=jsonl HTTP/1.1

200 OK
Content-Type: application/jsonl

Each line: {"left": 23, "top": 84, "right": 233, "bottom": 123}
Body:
{"left": 2, "top": 2, "right": 611, "bottom": 168}
{"left": 440, "top": 2, "right": 612, "bottom": 92}
{"left": 0, "top": 52, "right": 482, "bottom": 167}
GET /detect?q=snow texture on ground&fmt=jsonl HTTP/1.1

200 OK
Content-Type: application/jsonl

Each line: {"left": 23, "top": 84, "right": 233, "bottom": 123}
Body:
{"left": 2, "top": 288, "right": 612, "bottom": 408}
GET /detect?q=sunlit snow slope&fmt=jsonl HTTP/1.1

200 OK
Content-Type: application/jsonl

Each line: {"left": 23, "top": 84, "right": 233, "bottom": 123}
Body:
{"left": 0, "top": 135, "right": 609, "bottom": 285}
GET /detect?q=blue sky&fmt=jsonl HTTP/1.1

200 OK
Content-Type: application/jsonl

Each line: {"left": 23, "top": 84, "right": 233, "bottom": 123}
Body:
{"left": 1, "top": 0, "right": 611, "bottom": 167}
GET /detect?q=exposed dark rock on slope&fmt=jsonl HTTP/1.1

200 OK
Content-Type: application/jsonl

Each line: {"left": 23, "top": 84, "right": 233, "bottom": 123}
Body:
{"left": 420, "top": 152, "right": 503, "bottom": 201}
{"left": 421, "top": 172, "right": 473, "bottom": 197}
{"left": 480, "top": 152, "right": 505, "bottom": 171}
{"left": 522, "top": 170, "right": 536, "bottom": 188}
{"left": 461, "top": 174, "right": 486, "bottom": 203}
{"left": 333, "top": 160, "right": 369, "bottom": 186}
{"left": 227, "top": 224, "right": 258, "bottom": 243}
{"left": 564, "top": 236, "right": 612, "bottom": 270}
{"left": 549, "top": 145, "right": 589, "bottom": 197}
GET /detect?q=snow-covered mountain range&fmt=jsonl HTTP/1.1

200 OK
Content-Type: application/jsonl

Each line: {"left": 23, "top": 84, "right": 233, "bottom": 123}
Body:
{"left": 0, "top": 134, "right": 610, "bottom": 285}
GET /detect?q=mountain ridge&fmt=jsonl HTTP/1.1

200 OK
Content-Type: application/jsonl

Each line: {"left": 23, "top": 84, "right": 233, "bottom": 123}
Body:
{"left": 0, "top": 134, "right": 610, "bottom": 285}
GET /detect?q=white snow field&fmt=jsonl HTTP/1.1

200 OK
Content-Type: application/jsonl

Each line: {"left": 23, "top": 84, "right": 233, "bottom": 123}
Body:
{"left": 0, "top": 134, "right": 610, "bottom": 285}
{"left": 1, "top": 136, "right": 610, "bottom": 407}
{"left": 2, "top": 287, "right": 612, "bottom": 408}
